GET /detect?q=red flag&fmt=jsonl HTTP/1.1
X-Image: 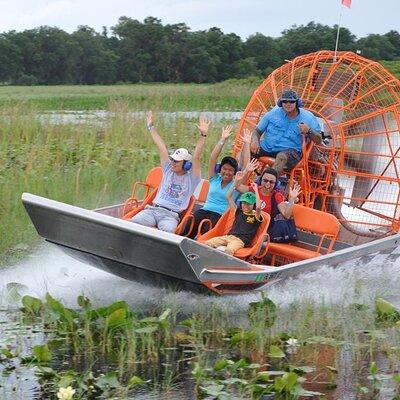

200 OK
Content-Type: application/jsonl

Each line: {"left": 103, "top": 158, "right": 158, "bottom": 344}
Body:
{"left": 342, "top": 0, "right": 351, "bottom": 8}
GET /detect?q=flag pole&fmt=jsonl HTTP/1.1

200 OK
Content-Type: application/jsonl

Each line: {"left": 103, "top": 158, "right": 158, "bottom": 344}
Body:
{"left": 334, "top": 3, "right": 343, "bottom": 62}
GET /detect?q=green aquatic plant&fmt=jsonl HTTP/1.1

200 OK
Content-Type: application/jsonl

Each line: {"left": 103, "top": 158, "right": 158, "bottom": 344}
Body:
{"left": 21, "top": 295, "right": 43, "bottom": 316}
{"left": 8, "top": 290, "right": 400, "bottom": 398}
{"left": 248, "top": 292, "right": 277, "bottom": 329}
{"left": 375, "top": 297, "right": 400, "bottom": 323}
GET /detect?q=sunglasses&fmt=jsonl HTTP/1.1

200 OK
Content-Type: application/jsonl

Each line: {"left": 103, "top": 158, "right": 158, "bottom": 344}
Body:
{"left": 281, "top": 100, "right": 296, "bottom": 104}
{"left": 262, "top": 178, "right": 276, "bottom": 184}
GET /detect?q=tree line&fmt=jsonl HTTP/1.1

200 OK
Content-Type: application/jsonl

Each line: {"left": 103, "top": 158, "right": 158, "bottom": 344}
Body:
{"left": 0, "top": 17, "right": 399, "bottom": 85}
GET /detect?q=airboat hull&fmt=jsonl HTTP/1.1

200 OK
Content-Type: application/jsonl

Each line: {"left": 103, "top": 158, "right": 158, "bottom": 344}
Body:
{"left": 22, "top": 193, "right": 400, "bottom": 295}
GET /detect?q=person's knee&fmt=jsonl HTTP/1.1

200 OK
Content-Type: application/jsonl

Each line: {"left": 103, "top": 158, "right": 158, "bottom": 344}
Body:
{"left": 158, "top": 218, "right": 178, "bottom": 233}
{"left": 273, "top": 152, "right": 288, "bottom": 174}
{"left": 274, "top": 152, "right": 288, "bottom": 164}
{"left": 131, "top": 211, "right": 154, "bottom": 227}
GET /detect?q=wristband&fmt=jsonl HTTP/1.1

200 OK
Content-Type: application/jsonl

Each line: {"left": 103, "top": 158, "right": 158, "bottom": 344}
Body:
{"left": 147, "top": 124, "right": 154, "bottom": 131}
{"left": 288, "top": 198, "right": 295, "bottom": 205}
{"left": 201, "top": 133, "right": 207, "bottom": 137}
{"left": 219, "top": 140, "right": 225, "bottom": 146}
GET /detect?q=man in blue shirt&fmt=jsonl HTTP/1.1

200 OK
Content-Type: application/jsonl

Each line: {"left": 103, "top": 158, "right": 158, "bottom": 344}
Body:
{"left": 250, "top": 89, "right": 322, "bottom": 174}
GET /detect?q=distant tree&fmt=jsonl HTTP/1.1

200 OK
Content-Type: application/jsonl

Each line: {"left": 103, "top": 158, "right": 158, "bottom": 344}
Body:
{"left": 278, "top": 22, "right": 356, "bottom": 57}
{"left": 0, "top": 18, "right": 397, "bottom": 85}
{"left": 9, "top": 27, "right": 79, "bottom": 84}
{"left": 181, "top": 31, "right": 218, "bottom": 83}
{"left": 243, "top": 33, "right": 282, "bottom": 73}
{"left": 383, "top": 30, "right": 400, "bottom": 59}
{"left": 233, "top": 57, "right": 260, "bottom": 78}
{"left": 356, "top": 34, "right": 397, "bottom": 60}
{"left": 0, "top": 33, "right": 22, "bottom": 83}
{"left": 72, "top": 26, "right": 118, "bottom": 84}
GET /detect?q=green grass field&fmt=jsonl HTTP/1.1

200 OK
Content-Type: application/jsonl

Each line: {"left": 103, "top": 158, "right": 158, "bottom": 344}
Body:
{"left": 0, "top": 80, "right": 259, "bottom": 111}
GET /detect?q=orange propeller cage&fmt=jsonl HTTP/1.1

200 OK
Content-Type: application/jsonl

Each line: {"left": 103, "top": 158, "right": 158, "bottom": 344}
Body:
{"left": 233, "top": 50, "right": 400, "bottom": 241}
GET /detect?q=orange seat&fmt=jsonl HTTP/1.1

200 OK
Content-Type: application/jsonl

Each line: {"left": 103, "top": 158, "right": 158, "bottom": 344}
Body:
{"left": 175, "top": 195, "right": 196, "bottom": 236}
{"left": 192, "top": 179, "right": 213, "bottom": 237}
{"left": 122, "top": 167, "right": 163, "bottom": 216}
{"left": 196, "top": 179, "right": 210, "bottom": 203}
{"left": 267, "top": 204, "right": 340, "bottom": 265}
{"left": 197, "top": 209, "right": 271, "bottom": 261}
{"left": 122, "top": 189, "right": 158, "bottom": 220}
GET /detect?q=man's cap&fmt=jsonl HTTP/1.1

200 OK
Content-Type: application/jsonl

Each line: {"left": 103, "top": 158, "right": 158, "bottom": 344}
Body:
{"left": 239, "top": 192, "right": 257, "bottom": 205}
{"left": 170, "top": 148, "right": 192, "bottom": 161}
{"left": 280, "top": 89, "right": 300, "bottom": 101}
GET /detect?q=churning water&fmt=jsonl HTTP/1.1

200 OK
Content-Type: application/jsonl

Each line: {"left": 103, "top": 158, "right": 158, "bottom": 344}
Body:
{"left": 1, "top": 243, "right": 400, "bottom": 312}
{"left": 0, "top": 244, "right": 399, "bottom": 399}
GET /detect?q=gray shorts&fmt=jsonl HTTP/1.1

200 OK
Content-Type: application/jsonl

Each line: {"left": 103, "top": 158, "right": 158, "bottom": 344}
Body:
{"left": 131, "top": 205, "right": 180, "bottom": 233}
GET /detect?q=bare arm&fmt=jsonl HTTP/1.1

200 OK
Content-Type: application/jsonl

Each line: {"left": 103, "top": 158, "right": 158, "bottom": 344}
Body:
{"left": 146, "top": 111, "right": 169, "bottom": 167}
{"left": 250, "top": 127, "right": 262, "bottom": 154}
{"left": 299, "top": 122, "right": 322, "bottom": 144}
{"left": 277, "top": 182, "right": 301, "bottom": 219}
{"left": 192, "top": 116, "right": 211, "bottom": 179}
{"left": 236, "top": 158, "right": 259, "bottom": 193}
{"left": 240, "top": 128, "right": 252, "bottom": 171}
{"left": 208, "top": 125, "right": 233, "bottom": 179}
{"left": 226, "top": 172, "right": 243, "bottom": 211}
{"left": 250, "top": 181, "right": 262, "bottom": 219}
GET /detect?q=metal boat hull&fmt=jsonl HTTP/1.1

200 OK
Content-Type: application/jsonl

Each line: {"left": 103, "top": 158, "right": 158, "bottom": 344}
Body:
{"left": 22, "top": 193, "right": 400, "bottom": 294}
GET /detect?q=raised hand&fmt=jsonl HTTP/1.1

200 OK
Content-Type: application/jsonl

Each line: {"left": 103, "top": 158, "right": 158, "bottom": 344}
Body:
{"left": 244, "top": 158, "right": 259, "bottom": 173}
{"left": 250, "top": 181, "right": 259, "bottom": 192}
{"left": 196, "top": 116, "right": 211, "bottom": 136}
{"left": 242, "top": 128, "right": 252, "bottom": 144}
{"left": 234, "top": 170, "right": 244, "bottom": 183}
{"left": 288, "top": 182, "right": 302, "bottom": 201}
{"left": 146, "top": 111, "right": 154, "bottom": 127}
{"left": 221, "top": 125, "right": 233, "bottom": 140}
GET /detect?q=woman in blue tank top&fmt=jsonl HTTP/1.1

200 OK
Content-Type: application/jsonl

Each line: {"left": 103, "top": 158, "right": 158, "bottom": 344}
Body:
{"left": 188, "top": 127, "right": 249, "bottom": 238}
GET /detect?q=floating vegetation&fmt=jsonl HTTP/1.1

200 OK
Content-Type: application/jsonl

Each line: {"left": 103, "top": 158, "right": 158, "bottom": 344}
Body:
{"left": 0, "top": 291, "right": 399, "bottom": 399}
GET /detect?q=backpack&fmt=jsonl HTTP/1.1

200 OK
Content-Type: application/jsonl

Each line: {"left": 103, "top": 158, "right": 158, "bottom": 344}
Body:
{"left": 268, "top": 191, "right": 298, "bottom": 243}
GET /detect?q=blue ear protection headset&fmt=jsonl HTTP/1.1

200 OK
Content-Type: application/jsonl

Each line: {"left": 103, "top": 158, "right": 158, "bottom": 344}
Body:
{"left": 277, "top": 89, "right": 303, "bottom": 108}
{"left": 182, "top": 160, "right": 192, "bottom": 171}
{"left": 214, "top": 156, "right": 239, "bottom": 174}
{"left": 257, "top": 167, "right": 279, "bottom": 188}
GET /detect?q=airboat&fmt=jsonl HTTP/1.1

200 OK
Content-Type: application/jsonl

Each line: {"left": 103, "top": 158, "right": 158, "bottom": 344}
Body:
{"left": 23, "top": 50, "right": 400, "bottom": 294}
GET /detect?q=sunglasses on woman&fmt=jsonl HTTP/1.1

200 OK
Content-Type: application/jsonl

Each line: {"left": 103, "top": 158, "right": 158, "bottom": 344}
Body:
{"left": 262, "top": 178, "right": 276, "bottom": 184}
{"left": 281, "top": 100, "right": 296, "bottom": 104}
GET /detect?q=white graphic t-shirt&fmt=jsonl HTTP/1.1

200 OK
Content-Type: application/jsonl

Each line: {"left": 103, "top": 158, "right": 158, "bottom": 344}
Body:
{"left": 154, "top": 162, "right": 200, "bottom": 212}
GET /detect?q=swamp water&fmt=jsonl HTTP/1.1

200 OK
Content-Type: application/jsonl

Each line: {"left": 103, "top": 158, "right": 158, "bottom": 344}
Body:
{"left": 0, "top": 245, "right": 400, "bottom": 399}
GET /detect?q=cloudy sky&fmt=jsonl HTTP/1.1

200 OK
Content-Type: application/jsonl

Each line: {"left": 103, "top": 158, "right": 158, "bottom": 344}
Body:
{"left": 1, "top": 0, "right": 398, "bottom": 39}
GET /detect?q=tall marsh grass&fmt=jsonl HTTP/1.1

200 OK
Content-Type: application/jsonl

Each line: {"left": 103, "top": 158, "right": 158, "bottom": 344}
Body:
{"left": 0, "top": 102, "right": 237, "bottom": 261}
{"left": 0, "top": 80, "right": 259, "bottom": 111}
